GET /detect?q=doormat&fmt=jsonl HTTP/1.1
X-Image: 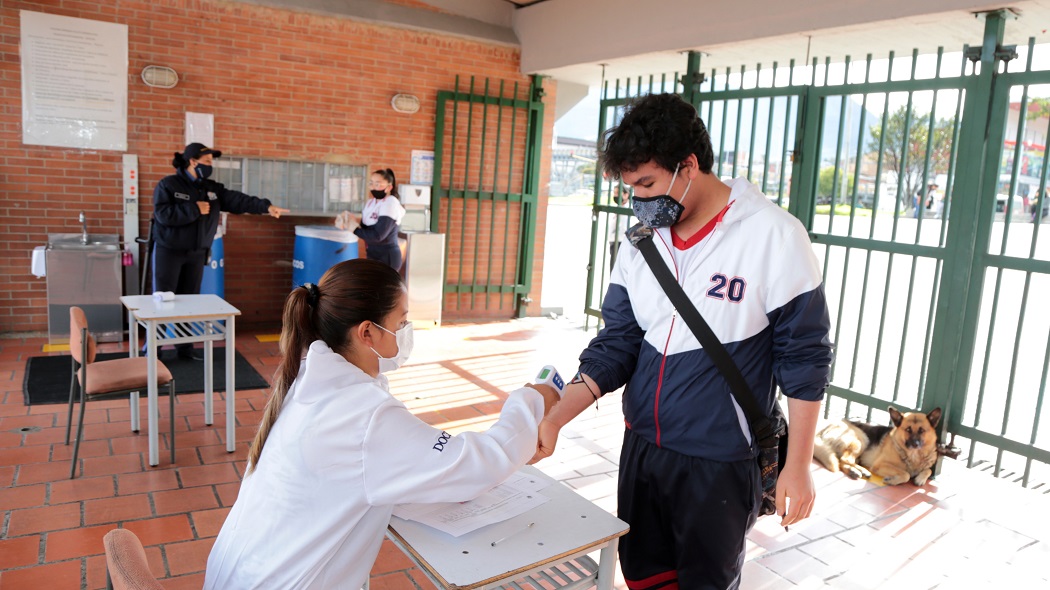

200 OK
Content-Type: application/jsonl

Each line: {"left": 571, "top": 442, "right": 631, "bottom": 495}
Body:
{"left": 22, "top": 349, "right": 271, "bottom": 406}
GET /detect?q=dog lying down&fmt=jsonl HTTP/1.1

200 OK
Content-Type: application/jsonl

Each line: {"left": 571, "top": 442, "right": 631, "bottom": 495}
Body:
{"left": 813, "top": 407, "right": 942, "bottom": 486}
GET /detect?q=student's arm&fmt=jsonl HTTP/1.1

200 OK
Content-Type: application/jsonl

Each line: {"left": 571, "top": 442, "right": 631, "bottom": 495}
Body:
{"left": 768, "top": 224, "right": 834, "bottom": 526}
{"left": 532, "top": 266, "right": 645, "bottom": 463}
{"left": 361, "top": 386, "right": 551, "bottom": 506}
{"left": 353, "top": 216, "right": 397, "bottom": 243}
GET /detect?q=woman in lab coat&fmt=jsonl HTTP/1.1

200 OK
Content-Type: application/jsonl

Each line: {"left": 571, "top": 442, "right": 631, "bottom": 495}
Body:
{"left": 203, "top": 258, "right": 558, "bottom": 590}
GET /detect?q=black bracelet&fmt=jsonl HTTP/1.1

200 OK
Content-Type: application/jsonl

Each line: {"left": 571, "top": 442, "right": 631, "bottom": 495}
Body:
{"left": 572, "top": 371, "right": 600, "bottom": 403}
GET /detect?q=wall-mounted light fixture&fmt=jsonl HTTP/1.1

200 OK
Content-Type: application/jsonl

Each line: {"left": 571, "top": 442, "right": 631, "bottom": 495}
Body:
{"left": 141, "top": 65, "right": 179, "bottom": 89}
{"left": 391, "top": 93, "right": 421, "bottom": 114}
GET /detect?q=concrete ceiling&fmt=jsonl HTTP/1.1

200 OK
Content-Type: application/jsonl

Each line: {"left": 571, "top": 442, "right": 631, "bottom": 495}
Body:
{"left": 236, "top": 1, "right": 1050, "bottom": 87}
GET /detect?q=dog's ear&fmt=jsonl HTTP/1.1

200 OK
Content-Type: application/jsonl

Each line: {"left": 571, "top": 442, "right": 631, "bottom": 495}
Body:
{"left": 926, "top": 407, "right": 942, "bottom": 429}
{"left": 888, "top": 407, "right": 904, "bottom": 427}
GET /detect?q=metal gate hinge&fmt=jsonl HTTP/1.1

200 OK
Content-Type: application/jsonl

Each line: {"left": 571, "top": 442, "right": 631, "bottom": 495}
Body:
{"left": 963, "top": 44, "right": 1017, "bottom": 64}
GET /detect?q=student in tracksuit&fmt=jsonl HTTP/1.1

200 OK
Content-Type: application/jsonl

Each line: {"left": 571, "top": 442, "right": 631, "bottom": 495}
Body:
{"left": 354, "top": 168, "right": 406, "bottom": 270}
{"left": 531, "top": 94, "right": 834, "bottom": 590}
{"left": 151, "top": 143, "right": 288, "bottom": 360}
{"left": 203, "top": 258, "right": 560, "bottom": 590}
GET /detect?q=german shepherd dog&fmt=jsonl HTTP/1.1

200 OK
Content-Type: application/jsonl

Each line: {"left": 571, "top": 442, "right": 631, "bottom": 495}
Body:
{"left": 813, "top": 407, "right": 942, "bottom": 486}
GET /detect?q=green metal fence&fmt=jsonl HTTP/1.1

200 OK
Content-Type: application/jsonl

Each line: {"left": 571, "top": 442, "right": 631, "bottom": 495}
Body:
{"left": 432, "top": 75, "right": 546, "bottom": 319}
{"left": 585, "top": 10, "right": 1050, "bottom": 489}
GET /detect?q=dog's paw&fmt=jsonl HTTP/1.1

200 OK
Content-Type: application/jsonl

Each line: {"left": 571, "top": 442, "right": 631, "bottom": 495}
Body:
{"left": 882, "top": 473, "right": 907, "bottom": 486}
{"left": 912, "top": 469, "right": 932, "bottom": 486}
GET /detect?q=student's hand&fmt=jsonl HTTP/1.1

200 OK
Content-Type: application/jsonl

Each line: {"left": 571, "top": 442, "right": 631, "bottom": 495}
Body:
{"left": 527, "top": 383, "right": 559, "bottom": 417}
{"left": 528, "top": 418, "right": 560, "bottom": 464}
{"left": 268, "top": 205, "right": 290, "bottom": 218}
{"left": 197, "top": 201, "right": 211, "bottom": 215}
{"left": 776, "top": 461, "right": 816, "bottom": 527}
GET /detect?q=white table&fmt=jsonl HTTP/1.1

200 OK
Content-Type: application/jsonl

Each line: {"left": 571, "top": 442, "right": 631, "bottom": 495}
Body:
{"left": 120, "top": 294, "right": 240, "bottom": 466}
{"left": 386, "top": 465, "right": 629, "bottom": 590}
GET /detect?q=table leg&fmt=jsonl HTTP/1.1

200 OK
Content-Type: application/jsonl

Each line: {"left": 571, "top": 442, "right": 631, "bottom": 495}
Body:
{"left": 128, "top": 310, "right": 140, "bottom": 433}
{"left": 204, "top": 322, "right": 214, "bottom": 426}
{"left": 226, "top": 316, "right": 236, "bottom": 453}
{"left": 596, "top": 538, "right": 618, "bottom": 590}
{"left": 147, "top": 322, "right": 159, "bottom": 467}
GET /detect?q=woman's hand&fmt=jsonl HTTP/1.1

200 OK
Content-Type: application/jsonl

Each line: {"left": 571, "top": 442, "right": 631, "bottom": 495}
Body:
{"left": 527, "top": 383, "right": 560, "bottom": 417}
{"left": 268, "top": 205, "right": 290, "bottom": 218}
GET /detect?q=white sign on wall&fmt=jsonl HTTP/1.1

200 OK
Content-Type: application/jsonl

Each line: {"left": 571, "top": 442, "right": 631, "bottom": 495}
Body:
{"left": 410, "top": 149, "right": 435, "bottom": 185}
{"left": 185, "top": 112, "right": 214, "bottom": 147}
{"left": 20, "top": 10, "right": 128, "bottom": 151}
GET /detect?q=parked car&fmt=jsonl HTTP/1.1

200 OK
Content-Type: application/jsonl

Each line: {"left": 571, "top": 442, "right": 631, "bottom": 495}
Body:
{"left": 995, "top": 194, "right": 1030, "bottom": 222}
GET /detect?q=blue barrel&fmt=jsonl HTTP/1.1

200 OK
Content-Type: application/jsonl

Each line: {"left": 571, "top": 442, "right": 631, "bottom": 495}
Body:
{"left": 200, "top": 226, "right": 224, "bottom": 298}
{"left": 292, "top": 225, "right": 359, "bottom": 288}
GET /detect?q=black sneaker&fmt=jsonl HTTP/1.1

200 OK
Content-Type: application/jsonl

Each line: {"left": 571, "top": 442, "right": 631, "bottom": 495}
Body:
{"left": 177, "top": 349, "right": 205, "bottom": 362}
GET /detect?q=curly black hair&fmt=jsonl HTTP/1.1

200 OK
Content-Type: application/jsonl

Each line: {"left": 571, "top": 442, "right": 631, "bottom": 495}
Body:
{"left": 599, "top": 93, "right": 714, "bottom": 179}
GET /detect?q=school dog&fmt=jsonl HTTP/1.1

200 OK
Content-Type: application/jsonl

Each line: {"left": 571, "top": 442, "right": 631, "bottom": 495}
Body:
{"left": 813, "top": 407, "right": 942, "bottom": 486}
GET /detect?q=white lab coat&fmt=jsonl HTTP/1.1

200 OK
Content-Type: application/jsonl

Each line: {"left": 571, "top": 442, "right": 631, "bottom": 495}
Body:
{"left": 203, "top": 341, "right": 546, "bottom": 590}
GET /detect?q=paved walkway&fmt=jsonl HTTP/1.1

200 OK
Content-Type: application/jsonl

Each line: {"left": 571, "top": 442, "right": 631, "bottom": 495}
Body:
{"left": 1, "top": 318, "right": 1047, "bottom": 588}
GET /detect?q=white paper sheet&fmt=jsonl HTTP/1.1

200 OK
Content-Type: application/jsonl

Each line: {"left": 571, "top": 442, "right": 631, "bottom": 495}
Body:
{"left": 393, "top": 477, "right": 550, "bottom": 537}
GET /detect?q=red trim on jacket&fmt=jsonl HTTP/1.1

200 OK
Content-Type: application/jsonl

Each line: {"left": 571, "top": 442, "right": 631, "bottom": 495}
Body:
{"left": 671, "top": 202, "right": 732, "bottom": 250}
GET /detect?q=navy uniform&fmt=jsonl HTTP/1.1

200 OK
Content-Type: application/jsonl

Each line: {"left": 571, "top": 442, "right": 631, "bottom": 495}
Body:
{"left": 151, "top": 143, "right": 274, "bottom": 358}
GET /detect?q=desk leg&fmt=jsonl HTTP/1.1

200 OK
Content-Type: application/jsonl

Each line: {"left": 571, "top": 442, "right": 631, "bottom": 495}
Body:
{"left": 147, "top": 324, "right": 159, "bottom": 467}
{"left": 226, "top": 316, "right": 236, "bottom": 453}
{"left": 204, "top": 323, "right": 214, "bottom": 426}
{"left": 128, "top": 310, "right": 140, "bottom": 433}
{"left": 596, "top": 538, "right": 618, "bottom": 590}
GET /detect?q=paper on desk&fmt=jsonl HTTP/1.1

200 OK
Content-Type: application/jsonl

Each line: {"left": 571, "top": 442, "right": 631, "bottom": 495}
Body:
{"left": 393, "top": 476, "right": 550, "bottom": 537}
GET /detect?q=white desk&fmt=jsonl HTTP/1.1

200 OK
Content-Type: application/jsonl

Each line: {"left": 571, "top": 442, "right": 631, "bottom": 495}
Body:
{"left": 120, "top": 294, "right": 240, "bottom": 466}
{"left": 386, "top": 465, "right": 629, "bottom": 590}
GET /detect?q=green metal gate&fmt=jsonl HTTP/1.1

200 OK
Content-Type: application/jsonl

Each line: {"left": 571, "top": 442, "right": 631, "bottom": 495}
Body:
{"left": 586, "top": 11, "right": 1050, "bottom": 489}
{"left": 432, "top": 75, "right": 546, "bottom": 319}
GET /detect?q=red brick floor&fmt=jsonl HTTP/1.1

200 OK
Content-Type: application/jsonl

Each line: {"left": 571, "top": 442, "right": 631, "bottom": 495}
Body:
{"left": 2, "top": 318, "right": 1048, "bottom": 589}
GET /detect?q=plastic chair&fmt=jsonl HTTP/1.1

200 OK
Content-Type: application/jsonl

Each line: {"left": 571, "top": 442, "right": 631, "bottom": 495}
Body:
{"left": 65, "top": 306, "right": 176, "bottom": 478}
{"left": 103, "top": 529, "right": 164, "bottom": 590}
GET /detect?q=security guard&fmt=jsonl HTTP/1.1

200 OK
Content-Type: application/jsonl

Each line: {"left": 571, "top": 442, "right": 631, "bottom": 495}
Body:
{"left": 152, "top": 143, "right": 288, "bottom": 360}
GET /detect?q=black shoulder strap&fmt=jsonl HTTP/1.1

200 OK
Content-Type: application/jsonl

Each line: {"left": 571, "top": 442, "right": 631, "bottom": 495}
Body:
{"left": 635, "top": 235, "right": 776, "bottom": 445}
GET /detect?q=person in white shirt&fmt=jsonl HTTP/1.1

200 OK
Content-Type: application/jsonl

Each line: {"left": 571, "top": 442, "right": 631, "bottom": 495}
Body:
{"left": 335, "top": 168, "right": 406, "bottom": 270}
{"left": 203, "top": 258, "right": 559, "bottom": 590}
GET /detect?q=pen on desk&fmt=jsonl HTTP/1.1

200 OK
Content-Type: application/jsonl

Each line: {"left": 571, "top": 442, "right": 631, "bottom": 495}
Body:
{"left": 491, "top": 522, "right": 535, "bottom": 547}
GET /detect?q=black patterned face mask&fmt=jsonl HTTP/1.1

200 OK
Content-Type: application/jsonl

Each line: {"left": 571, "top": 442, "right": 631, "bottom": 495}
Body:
{"left": 630, "top": 164, "right": 692, "bottom": 228}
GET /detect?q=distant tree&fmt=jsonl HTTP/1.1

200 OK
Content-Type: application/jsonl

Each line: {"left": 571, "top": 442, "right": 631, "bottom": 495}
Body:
{"left": 867, "top": 107, "right": 954, "bottom": 209}
{"left": 817, "top": 166, "right": 855, "bottom": 203}
{"left": 1026, "top": 97, "right": 1050, "bottom": 122}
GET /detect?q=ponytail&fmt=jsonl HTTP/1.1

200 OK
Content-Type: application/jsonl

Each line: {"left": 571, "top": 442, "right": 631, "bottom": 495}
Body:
{"left": 171, "top": 152, "right": 188, "bottom": 170}
{"left": 247, "top": 285, "right": 319, "bottom": 472}
{"left": 246, "top": 260, "right": 404, "bottom": 473}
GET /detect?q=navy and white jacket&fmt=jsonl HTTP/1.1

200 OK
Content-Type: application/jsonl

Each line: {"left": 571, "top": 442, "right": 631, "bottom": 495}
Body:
{"left": 354, "top": 195, "right": 405, "bottom": 251}
{"left": 579, "top": 178, "right": 833, "bottom": 462}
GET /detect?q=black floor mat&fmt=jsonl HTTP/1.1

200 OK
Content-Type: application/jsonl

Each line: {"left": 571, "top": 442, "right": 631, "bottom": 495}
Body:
{"left": 22, "top": 348, "right": 271, "bottom": 405}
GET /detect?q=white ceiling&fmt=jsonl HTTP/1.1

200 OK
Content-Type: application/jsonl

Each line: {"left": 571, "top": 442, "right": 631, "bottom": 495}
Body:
{"left": 238, "top": 0, "right": 1050, "bottom": 86}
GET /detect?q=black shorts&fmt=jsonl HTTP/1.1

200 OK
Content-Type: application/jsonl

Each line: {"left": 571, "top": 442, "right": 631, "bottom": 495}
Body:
{"left": 618, "top": 428, "right": 761, "bottom": 590}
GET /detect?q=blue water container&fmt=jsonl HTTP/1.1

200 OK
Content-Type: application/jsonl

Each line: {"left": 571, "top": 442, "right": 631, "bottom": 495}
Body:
{"left": 292, "top": 225, "right": 359, "bottom": 288}
{"left": 200, "top": 226, "right": 224, "bottom": 298}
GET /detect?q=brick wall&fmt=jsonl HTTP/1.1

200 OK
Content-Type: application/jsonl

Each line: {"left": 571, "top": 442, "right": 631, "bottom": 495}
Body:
{"left": 0, "top": 0, "right": 554, "bottom": 333}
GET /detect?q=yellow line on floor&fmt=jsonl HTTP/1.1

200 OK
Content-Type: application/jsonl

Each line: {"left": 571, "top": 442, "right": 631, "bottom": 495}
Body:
{"left": 255, "top": 334, "right": 280, "bottom": 342}
{"left": 42, "top": 343, "right": 69, "bottom": 352}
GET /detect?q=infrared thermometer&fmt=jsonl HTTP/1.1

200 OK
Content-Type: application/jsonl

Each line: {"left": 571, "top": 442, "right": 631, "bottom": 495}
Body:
{"left": 533, "top": 365, "right": 566, "bottom": 398}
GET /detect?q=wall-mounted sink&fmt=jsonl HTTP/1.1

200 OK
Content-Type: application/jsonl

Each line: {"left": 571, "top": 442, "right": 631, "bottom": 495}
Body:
{"left": 48, "top": 233, "right": 120, "bottom": 250}
{"left": 45, "top": 233, "right": 123, "bottom": 343}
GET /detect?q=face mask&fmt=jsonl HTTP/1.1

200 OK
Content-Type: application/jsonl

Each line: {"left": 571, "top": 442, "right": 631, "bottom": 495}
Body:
{"left": 370, "top": 189, "right": 387, "bottom": 199}
{"left": 370, "top": 321, "right": 413, "bottom": 372}
{"left": 630, "top": 163, "right": 693, "bottom": 228}
{"left": 195, "top": 163, "right": 213, "bottom": 180}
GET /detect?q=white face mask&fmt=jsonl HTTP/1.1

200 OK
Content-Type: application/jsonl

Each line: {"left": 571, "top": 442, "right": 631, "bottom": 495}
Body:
{"left": 370, "top": 321, "right": 413, "bottom": 373}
